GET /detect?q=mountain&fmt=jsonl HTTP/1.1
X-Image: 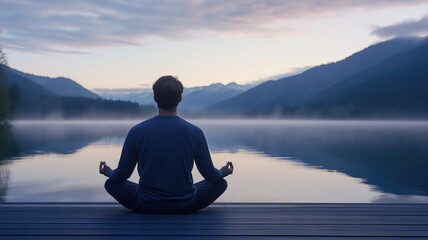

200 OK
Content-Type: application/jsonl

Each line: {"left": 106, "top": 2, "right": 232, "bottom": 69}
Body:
{"left": 1, "top": 66, "right": 154, "bottom": 119}
{"left": 292, "top": 40, "right": 428, "bottom": 118}
{"left": 180, "top": 82, "right": 252, "bottom": 111}
{"left": 211, "top": 37, "right": 428, "bottom": 112}
{"left": 2, "top": 65, "right": 59, "bottom": 117}
{"left": 7, "top": 67, "right": 100, "bottom": 99}
{"left": 95, "top": 82, "right": 252, "bottom": 111}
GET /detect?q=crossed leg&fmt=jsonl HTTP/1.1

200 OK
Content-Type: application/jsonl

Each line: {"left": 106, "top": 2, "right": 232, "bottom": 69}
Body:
{"left": 104, "top": 178, "right": 228, "bottom": 213}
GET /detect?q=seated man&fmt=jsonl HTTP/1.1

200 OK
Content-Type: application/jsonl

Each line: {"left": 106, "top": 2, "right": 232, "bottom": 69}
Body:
{"left": 99, "top": 75, "right": 233, "bottom": 214}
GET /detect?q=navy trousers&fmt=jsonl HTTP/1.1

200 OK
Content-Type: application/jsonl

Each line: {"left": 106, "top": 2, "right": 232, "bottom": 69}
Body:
{"left": 105, "top": 179, "right": 227, "bottom": 214}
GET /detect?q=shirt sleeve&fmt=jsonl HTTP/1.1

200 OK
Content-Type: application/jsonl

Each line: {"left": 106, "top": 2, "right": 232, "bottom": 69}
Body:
{"left": 107, "top": 129, "right": 138, "bottom": 183}
{"left": 194, "top": 129, "right": 226, "bottom": 183}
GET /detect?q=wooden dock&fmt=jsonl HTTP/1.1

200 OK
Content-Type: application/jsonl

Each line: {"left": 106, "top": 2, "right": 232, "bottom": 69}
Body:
{"left": 1, "top": 203, "right": 428, "bottom": 239}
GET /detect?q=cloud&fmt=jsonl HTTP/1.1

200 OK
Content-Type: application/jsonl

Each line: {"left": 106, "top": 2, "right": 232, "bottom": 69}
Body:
{"left": 139, "top": 83, "right": 151, "bottom": 88}
{"left": 92, "top": 88, "right": 151, "bottom": 94}
{"left": 267, "top": 66, "right": 313, "bottom": 80}
{"left": 1, "top": 0, "right": 427, "bottom": 53}
{"left": 371, "top": 193, "right": 428, "bottom": 203}
{"left": 248, "top": 65, "right": 313, "bottom": 86}
{"left": 372, "top": 15, "right": 428, "bottom": 38}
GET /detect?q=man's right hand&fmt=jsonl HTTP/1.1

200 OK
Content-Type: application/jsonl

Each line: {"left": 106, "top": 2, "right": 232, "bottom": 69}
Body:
{"left": 221, "top": 161, "right": 234, "bottom": 176}
{"left": 99, "top": 161, "right": 112, "bottom": 177}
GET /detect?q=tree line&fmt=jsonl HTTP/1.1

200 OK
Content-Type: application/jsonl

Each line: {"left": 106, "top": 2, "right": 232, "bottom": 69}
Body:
{"left": 17, "top": 96, "right": 157, "bottom": 119}
{"left": 0, "top": 48, "right": 20, "bottom": 125}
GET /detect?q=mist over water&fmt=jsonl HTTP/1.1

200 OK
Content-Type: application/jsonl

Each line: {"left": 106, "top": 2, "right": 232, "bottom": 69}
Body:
{"left": 1, "top": 119, "right": 428, "bottom": 202}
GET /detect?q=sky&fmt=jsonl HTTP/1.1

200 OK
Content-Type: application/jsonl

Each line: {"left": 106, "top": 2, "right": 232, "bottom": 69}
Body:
{"left": 1, "top": 0, "right": 428, "bottom": 90}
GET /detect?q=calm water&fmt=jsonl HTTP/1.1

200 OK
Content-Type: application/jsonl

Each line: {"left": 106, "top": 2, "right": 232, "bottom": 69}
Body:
{"left": 1, "top": 119, "right": 428, "bottom": 203}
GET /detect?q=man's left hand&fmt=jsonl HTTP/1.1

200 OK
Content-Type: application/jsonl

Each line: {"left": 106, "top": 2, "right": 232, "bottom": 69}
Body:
{"left": 221, "top": 161, "right": 234, "bottom": 176}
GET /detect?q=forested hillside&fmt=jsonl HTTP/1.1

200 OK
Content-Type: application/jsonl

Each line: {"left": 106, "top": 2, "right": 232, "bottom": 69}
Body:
{"left": 290, "top": 40, "right": 428, "bottom": 118}
{"left": 2, "top": 66, "right": 155, "bottom": 119}
{"left": 211, "top": 37, "right": 428, "bottom": 115}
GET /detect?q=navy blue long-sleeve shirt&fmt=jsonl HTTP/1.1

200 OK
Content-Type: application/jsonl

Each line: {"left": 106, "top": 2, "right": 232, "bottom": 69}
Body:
{"left": 106, "top": 115, "right": 226, "bottom": 207}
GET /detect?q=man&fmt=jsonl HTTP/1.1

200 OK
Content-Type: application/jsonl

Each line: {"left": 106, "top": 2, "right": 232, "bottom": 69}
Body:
{"left": 99, "top": 75, "right": 233, "bottom": 214}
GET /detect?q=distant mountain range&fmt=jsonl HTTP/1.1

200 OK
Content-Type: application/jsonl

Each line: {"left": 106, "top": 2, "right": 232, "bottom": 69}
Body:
{"left": 2, "top": 37, "right": 428, "bottom": 119}
{"left": 1, "top": 66, "right": 153, "bottom": 119}
{"left": 211, "top": 37, "right": 428, "bottom": 119}
{"left": 93, "top": 88, "right": 154, "bottom": 106}
{"left": 94, "top": 82, "right": 253, "bottom": 111}
{"left": 1, "top": 65, "right": 253, "bottom": 118}
{"left": 180, "top": 83, "right": 251, "bottom": 111}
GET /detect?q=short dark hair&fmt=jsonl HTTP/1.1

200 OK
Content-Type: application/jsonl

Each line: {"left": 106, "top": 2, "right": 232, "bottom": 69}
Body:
{"left": 153, "top": 75, "right": 184, "bottom": 110}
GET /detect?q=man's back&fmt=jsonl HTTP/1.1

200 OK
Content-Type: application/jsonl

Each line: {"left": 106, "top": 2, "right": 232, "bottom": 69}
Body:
{"left": 108, "top": 115, "right": 224, "bottom": 209}
{"left": 133, "top": 115, "right": 200, "bottom": 198}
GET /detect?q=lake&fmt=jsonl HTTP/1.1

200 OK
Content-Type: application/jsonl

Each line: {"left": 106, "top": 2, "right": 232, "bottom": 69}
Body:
{"left": 1, "top": 119, "right": 428, "bottom": 203}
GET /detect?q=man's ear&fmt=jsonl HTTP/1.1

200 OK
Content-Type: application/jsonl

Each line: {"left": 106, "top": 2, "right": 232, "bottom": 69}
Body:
{"left": 153, "top": 96, "right": 157, "bottom": 103}
{"left": 178, "top": 96, "right": 182, "bottom": 104}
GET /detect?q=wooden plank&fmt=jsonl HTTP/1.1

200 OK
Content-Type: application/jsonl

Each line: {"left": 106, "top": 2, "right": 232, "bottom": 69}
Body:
{"left": 2, "top": 219, "right": 428, "bottom": 225}
{"left": 3, "top": 206, "right": 428, "bottom": 213}
{"left": 3, "top": 213, "right": 427, "bottom": 220}
{"left": 1, "top": 215, "right": 428, "bottom": 225}
{"left": 2, "top": 218, "right": 427, "bottom": 226}
{"left": 1, "top": 229, "right": 428, "bottom": 237}
{"left": 2, "top": 210, "right": 428, "bottom": 217}
{"left": 2, "top": 213, "right": 428, "bottom": 225}
{"left": 0, "top": 224, "right": 428, "bottom": 235}
{"left": 2, "top": 223, "right": 428, "bottom": 231}
{"left": 2, "top": 205, "right": 427, "bottom": 214}
{"left": 3, "top": 213, "right": 428, "bottom": 221}
{"left": 3, "top": 237, "right": 424, "bottom": 240}
{"left": 3, "top": 205, "right": 428, "bottom": 212}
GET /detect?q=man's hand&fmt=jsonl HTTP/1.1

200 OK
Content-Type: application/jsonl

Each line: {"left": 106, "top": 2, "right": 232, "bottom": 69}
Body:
{"left": 99, "top": 161, "right": 112, "bottom": 177}
{"left": 221, "top": 161, "right": 234, "bottom": 176}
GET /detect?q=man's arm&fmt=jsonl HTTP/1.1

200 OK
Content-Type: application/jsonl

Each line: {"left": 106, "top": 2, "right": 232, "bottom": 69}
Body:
{"left": 99, "top": 130, "right": 138, "bottom": 182}
{"left": 195, "top": 130, "right": 233, "bottom": 183}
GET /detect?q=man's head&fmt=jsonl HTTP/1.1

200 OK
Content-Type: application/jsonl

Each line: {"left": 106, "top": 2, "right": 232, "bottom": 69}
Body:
{"left": 153, "top": 75, "right": 184, "bottom": 110}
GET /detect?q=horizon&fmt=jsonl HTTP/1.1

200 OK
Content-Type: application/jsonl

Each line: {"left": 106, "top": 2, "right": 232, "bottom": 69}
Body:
{"left": 3, "top": 35, "right": 427, "bottom": 93}
{"left": 1, "top": 1, "right": 428, "bottom": 90}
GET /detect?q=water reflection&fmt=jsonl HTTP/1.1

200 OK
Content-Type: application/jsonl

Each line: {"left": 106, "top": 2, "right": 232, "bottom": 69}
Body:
{"left": 0, "top": 126, "right": 19, "bottom": 202}
{"left": 1, "top": 120, "right": 428, "bottom": 202}
{"left": 197, "top": 120, "right": 428, "bottom": 196}
{"left": 8, "top": 121, "right": 135, "bottom": 156}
